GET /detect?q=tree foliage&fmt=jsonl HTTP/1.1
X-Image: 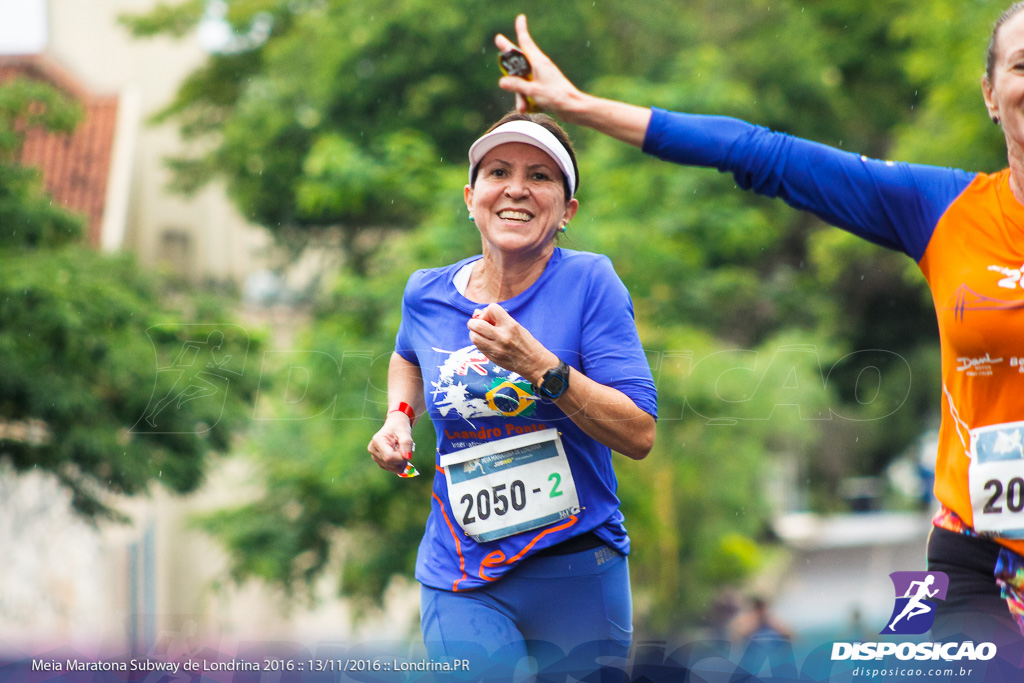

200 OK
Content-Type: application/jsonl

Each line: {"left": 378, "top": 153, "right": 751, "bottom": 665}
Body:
{"left": 124, "top": 0, "right": 1013, "bottom": 631}
{"left": 0, "top": 78, "right": 261, "bottom": 521}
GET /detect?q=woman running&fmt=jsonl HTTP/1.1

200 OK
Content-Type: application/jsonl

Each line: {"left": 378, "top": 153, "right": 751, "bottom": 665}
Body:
{"left": 367, "top": 111, "right": 657, "bottom": 677}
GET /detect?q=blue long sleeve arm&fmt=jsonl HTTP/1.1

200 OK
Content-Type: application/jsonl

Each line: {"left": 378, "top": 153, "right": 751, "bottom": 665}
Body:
{"left": 641, "top": 107, "right": 977, "bottom": 261}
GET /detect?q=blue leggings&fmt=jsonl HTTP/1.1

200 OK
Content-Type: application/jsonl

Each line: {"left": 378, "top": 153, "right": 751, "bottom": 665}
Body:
{"left": 421, "top": 545, "right": 632, "bottom": 681}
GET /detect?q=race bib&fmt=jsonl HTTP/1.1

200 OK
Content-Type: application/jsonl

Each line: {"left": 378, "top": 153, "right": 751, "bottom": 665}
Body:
{"left": 439, "top": 428, "right": 580, "bottom": 543}
{"left": 968, "top": 420, "right": 1024, "bottom": 538}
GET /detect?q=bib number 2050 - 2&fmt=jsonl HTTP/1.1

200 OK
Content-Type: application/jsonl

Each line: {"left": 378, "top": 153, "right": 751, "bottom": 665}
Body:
{"left": 440, "top": 428, "right": 580, "bottom": 542}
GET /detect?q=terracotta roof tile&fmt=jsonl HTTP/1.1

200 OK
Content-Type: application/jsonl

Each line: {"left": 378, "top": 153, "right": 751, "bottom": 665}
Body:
{"left": 0, "top": 55, "right": 119, "bottom": 248}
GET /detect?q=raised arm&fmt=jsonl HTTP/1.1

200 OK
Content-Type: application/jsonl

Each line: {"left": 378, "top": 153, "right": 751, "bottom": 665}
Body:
{"left": 496, "top": 15, "right": 976, "bottom": 261}
{"left": 495, "top": 15, "right": 651, "bottom": 148}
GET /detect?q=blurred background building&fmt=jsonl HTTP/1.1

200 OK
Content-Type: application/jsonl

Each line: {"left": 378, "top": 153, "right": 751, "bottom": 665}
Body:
{"left": 0, "top": 0, "right": 272, "bottom": 283}
{"left": 0, "top": 0, "right": 414, "bottom": 656}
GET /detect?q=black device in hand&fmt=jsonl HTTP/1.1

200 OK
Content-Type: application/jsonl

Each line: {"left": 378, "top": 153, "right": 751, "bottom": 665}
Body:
{"left": 498, "top": 47, "right": 538, "bottom": 112}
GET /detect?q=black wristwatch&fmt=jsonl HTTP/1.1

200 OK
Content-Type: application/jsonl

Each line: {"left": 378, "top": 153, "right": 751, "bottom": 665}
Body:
{"left": 535, "top": 360, "right": 570, "bottom": 400}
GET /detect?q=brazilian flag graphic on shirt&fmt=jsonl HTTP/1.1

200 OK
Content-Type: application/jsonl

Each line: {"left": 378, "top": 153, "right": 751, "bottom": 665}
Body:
{"left": 430, "top": 345, "right": 537, "bottom": 421}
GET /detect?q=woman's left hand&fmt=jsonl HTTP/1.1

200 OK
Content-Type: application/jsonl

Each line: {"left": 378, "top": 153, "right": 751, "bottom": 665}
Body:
{"left": 468, "top": 303, "right": 655, "bottom": 460}
{"left": 467, "top": 303, "right": 556, "bottom": 386}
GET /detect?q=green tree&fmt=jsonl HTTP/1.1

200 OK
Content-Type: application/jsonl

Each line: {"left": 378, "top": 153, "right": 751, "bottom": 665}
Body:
{"left": 0, "top": 77, "right": 261, "bottom": 521}
{"left": 122, "top": 0, "right": 999, "bottom": 631}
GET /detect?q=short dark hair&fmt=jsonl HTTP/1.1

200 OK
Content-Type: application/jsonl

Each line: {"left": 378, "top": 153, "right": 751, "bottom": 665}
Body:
{"left": 987, "top": 2, "right": 1024, "bottom": 84}
{"left": 469, "top": 111, "right": 579, "bottom": 199}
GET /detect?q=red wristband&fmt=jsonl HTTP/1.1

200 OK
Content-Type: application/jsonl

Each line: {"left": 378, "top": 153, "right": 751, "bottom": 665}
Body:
{"left": 388, "top": 401, "right": 416, "bottom": 425}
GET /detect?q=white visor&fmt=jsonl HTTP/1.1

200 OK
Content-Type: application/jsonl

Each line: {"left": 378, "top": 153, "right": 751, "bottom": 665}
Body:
{"left": 467, "top": 120, "right": 576, "bottom": 197}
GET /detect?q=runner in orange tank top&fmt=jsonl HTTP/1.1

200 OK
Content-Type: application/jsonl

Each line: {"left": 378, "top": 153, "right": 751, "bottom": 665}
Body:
{"left": 494, "top": 4, "right": 1024, "bottom": 643}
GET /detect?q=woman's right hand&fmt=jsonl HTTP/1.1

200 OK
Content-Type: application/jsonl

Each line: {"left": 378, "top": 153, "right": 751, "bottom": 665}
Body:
{"left": 495, "top": 15, "right": 584, "bottom": 119}
{"left": 367, "top": 412, "right": 415, "bottom": 475}
{"left": 495, "top": 15, "right": 653, "bottom": 148}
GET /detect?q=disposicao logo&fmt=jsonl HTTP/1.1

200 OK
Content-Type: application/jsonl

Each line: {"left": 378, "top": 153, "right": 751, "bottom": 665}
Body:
{"left": 880, "top": 571, "right": 948, "bottom": 635}
{"left": 831, "top": 570, "right": 997, "bottom": 664}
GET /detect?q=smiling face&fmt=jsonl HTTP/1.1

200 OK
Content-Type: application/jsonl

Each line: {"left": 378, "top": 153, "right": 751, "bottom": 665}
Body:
{"left": 464, "top": 142, "right": 578, "bottom": 259}
{"left": 984, "top": 9, "right": 1024, "bottom": 159}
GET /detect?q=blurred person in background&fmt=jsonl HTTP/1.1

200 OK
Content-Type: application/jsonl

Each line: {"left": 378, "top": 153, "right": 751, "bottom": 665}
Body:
{"left": 730, "top": 595, "right": 795, "bottom": 680}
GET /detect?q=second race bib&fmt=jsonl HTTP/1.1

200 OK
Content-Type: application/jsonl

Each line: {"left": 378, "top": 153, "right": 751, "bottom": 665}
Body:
{"left": 968, "top": 420, "right": 1024, "bottom": 538}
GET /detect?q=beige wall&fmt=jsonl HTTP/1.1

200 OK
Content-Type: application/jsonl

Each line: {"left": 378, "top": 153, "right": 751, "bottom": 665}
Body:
{"left": 0, "top": 461, "right": 420, "bottom": 654}
{"left": 46, "top": 0, "right": 274, "bottom": 287}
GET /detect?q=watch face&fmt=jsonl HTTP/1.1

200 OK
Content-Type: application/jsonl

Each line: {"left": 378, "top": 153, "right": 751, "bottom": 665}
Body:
{"left": 542, "top": 375, "right": 566, "bottom": 398}
{"left": 540, "top": 362, "right": 569, "bottom": 399}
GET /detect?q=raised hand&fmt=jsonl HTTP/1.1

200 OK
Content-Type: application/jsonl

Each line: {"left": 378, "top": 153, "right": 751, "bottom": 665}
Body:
{"left": 494, "top": 15, "right": 652, "bottom": 147}
{"left": 495, "top": 15, "right": 584, "bottom": 118}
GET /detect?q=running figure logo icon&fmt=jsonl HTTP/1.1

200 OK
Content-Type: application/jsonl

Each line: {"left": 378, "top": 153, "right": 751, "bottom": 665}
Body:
{"left": 881, "top": 571, "right": 949, "bottom": 635}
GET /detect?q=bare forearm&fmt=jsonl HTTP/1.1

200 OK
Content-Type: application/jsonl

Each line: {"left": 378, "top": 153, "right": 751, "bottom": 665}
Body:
{"left": 559, "top": 91, "right": 652, "bottom": 149}
{"left": 387, "top": 352, "right": 424, "bottom": 416}
{"left": 368, "top": 353, "right": 424, "bottom": 474}
{"left": 470, "top": 304, "right": 655, "bottom": 460}
{"left": 520, "top": 349, "right": 655, "bottom": 460}
{"left": 553, "top": 369, "right": 655, "bottom": 460}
